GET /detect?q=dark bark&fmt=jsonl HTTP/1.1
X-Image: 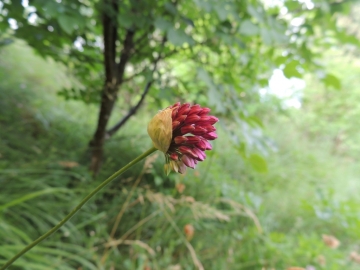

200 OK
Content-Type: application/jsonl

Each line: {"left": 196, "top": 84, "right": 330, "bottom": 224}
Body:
{"left": 89, "top": 0, "right": 135, "bottom": 175}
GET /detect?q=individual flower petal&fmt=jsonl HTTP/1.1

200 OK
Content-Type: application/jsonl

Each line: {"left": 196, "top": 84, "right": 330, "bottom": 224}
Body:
{"left": 182, "top": 154, "right": 196, "bottom": 168}
{"left": 202, "top": 124, "right": 216, "bottom": 132}
{"left": 188, "top": 104, "right": 202, "bottom": 115}
{"left": 196, "top": 139, "right": 212, "bottom": 150}
{"left": 174, "top": 136, "right": 188, "bottom": 144}
{"left": 185, "top": 136, "right": 201, "bottom": 144}
{"left": 198, "top": 115, "right": 219, "bottom": 125}
{"left": 202, "top": 132, "right": 217, "bottom": 140}
{"left": 169, "top": 152, "right": 179, "bottom": 160}
{"left": 172, "top": 120, "right": 181, "bottom": 130}
{"left": 175, "top": 115, "right": 187, "bottom": 123}
{"left": 177, "top": 103, "right": 191, "bottom": 115}
{"left": 181, "top": 125, "right": 195, "bottom": 134}
{"left": 177, "top": 161, "right": 187, "bottom": 174}
{"left": 192, "top": 126, "right": 207, "bottom": 136}
{"left": 199, "top": 107, "right": 211, "bottom": 115}
{"left": 178, "top": 146, "right": 198, "bottom": 159}
{"left": 184, "top": 114, "right": 200, "bottom": 124}
{"left": 192, "top": 148, "right": 206, "bottom": 161}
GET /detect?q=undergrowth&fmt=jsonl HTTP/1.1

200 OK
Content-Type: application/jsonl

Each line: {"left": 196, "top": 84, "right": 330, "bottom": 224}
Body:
{"left": 0, "top": 42, "right": 360, "bottom": 269}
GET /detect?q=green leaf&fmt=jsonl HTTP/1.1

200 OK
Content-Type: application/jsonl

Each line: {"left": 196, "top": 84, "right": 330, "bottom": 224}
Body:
{"left": 0, "top": 188, "right": 68, "bottom": 211}
{"left": 44, "top": 1, "right": 62, "bottom": 17}
{"left": 285, "top": 1, "right": 301, "bottom": 11}
{"left": 193, "top": 0, "right": 212, "bottom": 12}
{"left": 164, "top": 2, "right": 177, "bottom": 15}
{"left": 154, "top": 176, "right": 163, "bottom": 186}
{"left": 118, "top": 13, "right": 134, "bottom": 29}
{"left": 322, "top": 73, "right": 341, "bottom": 90}
{"left": 167, "top": 28, "right": 195, "bottom": 46}
{"left": 58, "top": 15, "right": 76, "bottom": 34}
{"left": 181, "top": 16, "right": 195, "bottom": 27}
{"left": 247, "top": 116, "right": 264, "bottom": 128}
{"left": 154, "top": 17, "right": 172, "bottom": 31}
{"left": 274, "top": 56, "right": 287, "bottom": 66}
{"left": 247, "top": 5, "right": 264, "bottom": 23}
{"left": 260, "top": 28, "right": 272, "bottom": 45}
{"left": 248, "top": 154, "right": 268, "bottom": 173}
{"left": 239, "top": 20, "right": 259, "bottom": 36}
{"left": 283, "top": 60, "right": 302, "bottom": 78}
{"left": 215, "top": 4, "right": 228, "bottom": 21}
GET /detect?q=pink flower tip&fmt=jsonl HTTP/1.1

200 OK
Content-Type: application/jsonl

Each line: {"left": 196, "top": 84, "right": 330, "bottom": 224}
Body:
{"left": 164, "top": 102, "right": 218, "bottom": 174}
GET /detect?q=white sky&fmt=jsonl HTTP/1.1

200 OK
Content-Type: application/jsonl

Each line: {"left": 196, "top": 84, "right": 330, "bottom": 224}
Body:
{"left": 262, "top": 69, "right": 305, "bottom": 109}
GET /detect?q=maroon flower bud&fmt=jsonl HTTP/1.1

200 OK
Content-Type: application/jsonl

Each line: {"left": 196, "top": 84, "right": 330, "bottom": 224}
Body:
{"left": 184, "top": 114, "right": 201, "bottom": 124}
{"left": 196, "top": 139, "right": 212, "bottom": 151}
{"left": 150, "top": 102, "right": 218, "bottom": 174}
{"left": 199, "top": 107, "right": 211, "bottom": 115}
{"left": 170, "top": 153, "right": 179, "bottom": 160}
{"left": 192, "top": 126, "right": 207, "bottom": 136}
{"left": 174, "top": 136, "right": 188, "bottom": 144}
{"left": 172, "top": 121, "right": 181, "bottom": 130}
{"left": 175, "top": 115, "right": 187, "bottom": 123}
{"left": 182, "top": 155, "right": 196, "bottom": 168}
{"left": 202, "top": 132, "right": 217, "bottom": 140}
{"left": 181, "top": 125, "right": 195, "bottom": 134}
{"left": 201, "top": 124, "right": 216, "bottom": 132}
{"left": 188, "top": 104, "right": 202, "bottom": 115}
{"left": 185, "top": 136, "right": 201, "bottom": 144}
{"left": 177, "top": 103, "right": 191, "bottom": 115}
{"left": 178, "top": 146, "right": 198, "bottom": 159}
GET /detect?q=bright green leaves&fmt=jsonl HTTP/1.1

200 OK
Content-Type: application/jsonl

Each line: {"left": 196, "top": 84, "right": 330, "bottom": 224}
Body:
{"left": 58, "top": 15, "right": 78, "bottom": 34}
{"left": 248, "top": 154, "right": 268, "bottom": 173}
{"left": 247, "top": 4, "right": 265, "bottom": 24}
{"left": 117, "top": 13, "right": 134, "bottom": 29}
{"left": 239, "top": 20, "right": 259, "bottom": 36}
{"left": 167, "top": 28, "right": 195, "bottom": 46}
{"left": 154, "top": 17, "right": 173, "bottom": 31}
{"left": 154, "top": 15, "right": 195, "bottom": 47}
{"left": 283, "top": 60, "right": 302, "bottom": 78}
{"left": 197, "top": 68, "right": 226, "bottom": 113}
{"left": 322, "top": 73, "right": 341, "bottom": 90}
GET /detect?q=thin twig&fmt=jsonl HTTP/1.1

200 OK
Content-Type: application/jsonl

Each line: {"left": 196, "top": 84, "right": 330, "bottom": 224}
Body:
{"left": 106, "top": 37, "right": 168, "bottom": 137}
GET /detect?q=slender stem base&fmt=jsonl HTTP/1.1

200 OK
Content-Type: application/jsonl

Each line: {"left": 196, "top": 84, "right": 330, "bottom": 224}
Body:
{"left": 1, "top": 147, "right": 157, "bottom": 270}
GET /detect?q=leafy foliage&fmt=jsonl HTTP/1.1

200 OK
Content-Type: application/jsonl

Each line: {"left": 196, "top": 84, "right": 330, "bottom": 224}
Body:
{"left": 1, "top": 0, "right": 359, "bottom": 165}
{"left": 2, "top": 41, "right": 360, "bottom": 269}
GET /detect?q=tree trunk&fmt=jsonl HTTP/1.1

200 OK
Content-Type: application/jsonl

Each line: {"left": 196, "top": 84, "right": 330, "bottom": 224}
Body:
{"left": 89, "top": 0, "right": 135, "bottom": 175}
{"left": 89, "top": 85, "right": 117, "bottom": 175}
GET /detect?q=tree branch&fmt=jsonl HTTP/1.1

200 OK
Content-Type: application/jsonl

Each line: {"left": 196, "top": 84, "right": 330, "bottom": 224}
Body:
{"left": 106, "top": 58, "right": 160, "bottom": 137}
{"left": 116, "top": 29, "right": 136, "bottom": 84}
{"left": 106, "top": 79, "right": 154, "bottom": 137}
{"left": 106, "top": 38, "right": 168, "bottom": 137}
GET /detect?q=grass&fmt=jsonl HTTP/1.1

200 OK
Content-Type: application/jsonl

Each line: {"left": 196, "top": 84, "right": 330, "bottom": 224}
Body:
{"left": 1, "top": 42, "right": 360, "bottom": 269}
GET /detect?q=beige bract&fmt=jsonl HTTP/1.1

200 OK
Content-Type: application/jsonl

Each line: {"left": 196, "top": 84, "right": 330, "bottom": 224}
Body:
{"left": 147, "top": 108, "right": 173, "bottom": 153}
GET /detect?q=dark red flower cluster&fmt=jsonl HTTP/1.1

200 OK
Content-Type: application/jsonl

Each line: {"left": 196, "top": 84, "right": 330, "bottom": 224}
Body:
{"left": 165, "top": 102, "right": 218, "bottom": 174}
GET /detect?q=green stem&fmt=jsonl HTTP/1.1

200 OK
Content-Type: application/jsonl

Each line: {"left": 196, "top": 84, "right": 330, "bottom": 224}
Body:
{"left": 1, "top": 146, "right": 157, "bottom": 270}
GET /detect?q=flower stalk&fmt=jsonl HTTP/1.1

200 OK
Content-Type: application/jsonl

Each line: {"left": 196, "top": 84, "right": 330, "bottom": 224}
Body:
{"left": 0, "top": 146, "right": 157, "bottom": 270}
{"left": 2, "top": 102, "right": 218, "bottom": 269}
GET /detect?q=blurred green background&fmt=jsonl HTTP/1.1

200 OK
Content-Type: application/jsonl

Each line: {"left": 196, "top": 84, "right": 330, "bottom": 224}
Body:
{"left": 1, "top": 0, "right": 360, "bottom": 269}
